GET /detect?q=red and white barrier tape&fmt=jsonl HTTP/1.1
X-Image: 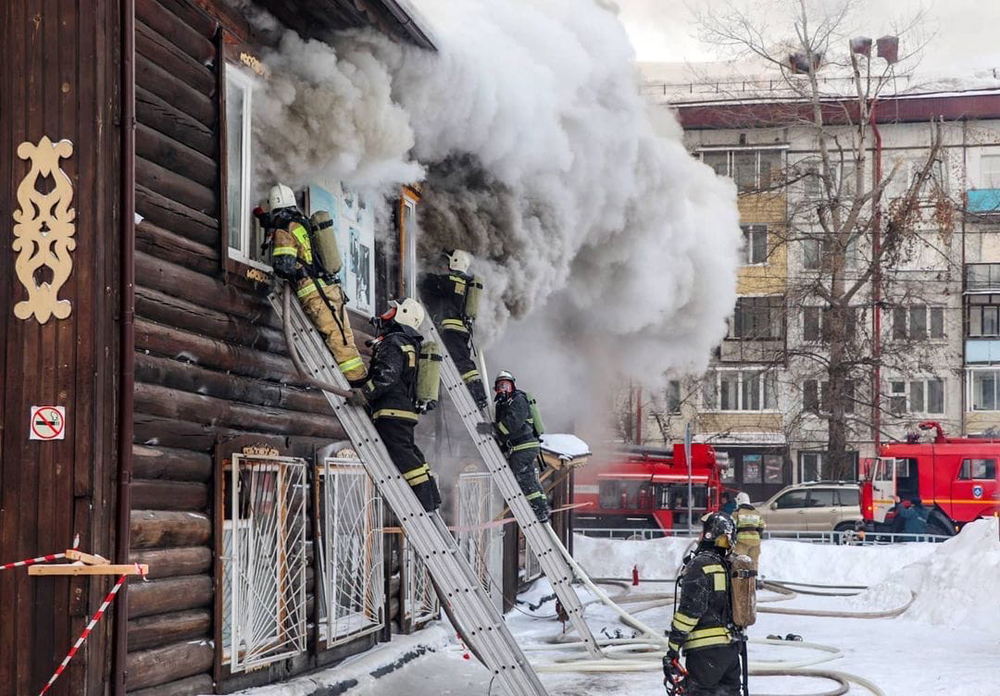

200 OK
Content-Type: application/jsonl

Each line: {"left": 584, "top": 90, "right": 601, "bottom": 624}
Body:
{"left": 1, "top": 535, "right": 80, "bottom": 572}
{"left": 38, "top": 563, "right": 145, "bottom": 696}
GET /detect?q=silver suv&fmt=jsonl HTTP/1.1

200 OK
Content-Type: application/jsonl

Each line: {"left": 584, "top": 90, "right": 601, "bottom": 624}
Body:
{"left": 754, "top": 481, "right": 863, "bottom": 533}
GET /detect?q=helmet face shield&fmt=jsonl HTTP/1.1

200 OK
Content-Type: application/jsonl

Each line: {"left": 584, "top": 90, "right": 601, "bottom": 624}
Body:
{"left": 495, "top": 379, "right": 514, "bottom": 397}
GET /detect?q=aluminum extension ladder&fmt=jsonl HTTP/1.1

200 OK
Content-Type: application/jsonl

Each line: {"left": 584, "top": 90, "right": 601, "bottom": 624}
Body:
{"left": 269, "top": 291, "right": 548, "bottom": 696}
{"left": 424, "top": 321, "right": 603, "bottom": 659}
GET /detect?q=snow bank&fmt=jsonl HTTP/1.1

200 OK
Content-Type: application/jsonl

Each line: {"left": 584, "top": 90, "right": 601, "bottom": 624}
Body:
{"left": 574, "top": 534, "right": 937, "bottom": 585}
{"left": 540, "top": 434, "right": 590, "bottom": 459}
{"left": 854, "top": 518, "right": 1000, "bottom": 631}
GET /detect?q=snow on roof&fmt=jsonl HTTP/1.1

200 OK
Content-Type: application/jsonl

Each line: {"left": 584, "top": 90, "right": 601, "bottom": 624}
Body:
{"left": 540, "top": 433, "right": 591, "bottom": 460}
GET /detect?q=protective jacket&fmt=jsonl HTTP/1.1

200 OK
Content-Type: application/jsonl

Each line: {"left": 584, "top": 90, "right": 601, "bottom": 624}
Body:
{"left": 898, "top": 504, "right": 929, "bottom": 535}
{"left": 271, "top": 217, "right": 366, "bottom": 384}
{"left": 495, "top": 391, "right": 540, "bottom": 451}
{"left": 364, "top": 324, "right": 422, "bottom": 422}
{"left": 420, "top": 271, "right": 473, "bottom": 333}
{"left": 667, "top": 547, "right": 735, "bottom": 656}
{"left": 733, "top": 506, "right": 765, "bottom": 547}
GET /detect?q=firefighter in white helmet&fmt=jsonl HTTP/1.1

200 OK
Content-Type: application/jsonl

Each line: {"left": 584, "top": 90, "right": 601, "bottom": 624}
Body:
{"left": 263, "top": 184, "right": 367, "bottom": 386}
{"left": 356, "top": 298, "right": 441, "bottom": 512}
{"left": 419, "top": 249, "right": 489, "bottom": 410}
{"left": 732, "top": 491, "right": 764, "bottom": 571}
{"left": 493, "top": 370, "right": 549, "bottom": 522}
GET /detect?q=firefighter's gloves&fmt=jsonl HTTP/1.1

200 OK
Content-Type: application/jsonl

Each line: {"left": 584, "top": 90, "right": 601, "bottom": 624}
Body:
{"left": 416, "top": 399, "right": 438, "bottom": 414}
{"left": 662, "top": 654, "right": 686, "bottom": 695}
{"left": 476, "top": 422, "right": 495, "bottom": 436}
{"left": 346, "top": 388, "right": 369, "bottom": 408}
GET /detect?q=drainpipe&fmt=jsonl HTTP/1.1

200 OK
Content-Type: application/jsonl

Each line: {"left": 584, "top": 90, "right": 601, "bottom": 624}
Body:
{"left": 961, "top": 120, "right": 968, "bottom": 435}
{"left": 113, "top": 0, "right": 136, "bottom": 692}
{"left": 871, "top": 103, "right": 883, "bottom": 457}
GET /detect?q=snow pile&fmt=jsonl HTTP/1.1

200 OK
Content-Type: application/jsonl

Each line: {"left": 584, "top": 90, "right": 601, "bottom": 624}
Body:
{"left": 541, "top": 434, "right": 591, "bottom": 460}
{"left": 854, "top": 518, "right": 1000, "bottom": 631}
{"left": 574, "top": 534, "right": 938, "bottom": 585}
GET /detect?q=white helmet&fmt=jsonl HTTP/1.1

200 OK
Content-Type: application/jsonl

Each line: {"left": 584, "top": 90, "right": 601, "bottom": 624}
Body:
{"left": 268, "top": 183, "right": 296, "bottom": 212}
{"left": 446, "top": 249, "right": 473, "bottom": 274}
{"left": 735, "top": 492, "right": 751, "bottom": 506}
{"left": 386, "top": 297, "right": 426, "bottom": 331}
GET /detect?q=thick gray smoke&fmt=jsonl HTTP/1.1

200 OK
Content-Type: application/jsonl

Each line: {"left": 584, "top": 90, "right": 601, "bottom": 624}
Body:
{"left": 252, "top": 0, "right": 742, "bottom": 431}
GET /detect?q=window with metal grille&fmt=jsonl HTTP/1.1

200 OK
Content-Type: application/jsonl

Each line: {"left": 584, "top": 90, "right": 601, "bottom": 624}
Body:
{"left": 402, "top": 536, "right": 440, "bottom": 630}
{"left": 317, "top": 458, "right": 385, "bottom": 647}
{"left": 222, "top": 455, "right": 307, "bottom": 672}
{"left": 457, "top": 472, "right": 504, "bottom": 613}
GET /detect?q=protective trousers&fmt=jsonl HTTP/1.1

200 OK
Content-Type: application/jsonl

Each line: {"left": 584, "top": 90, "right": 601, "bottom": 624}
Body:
{"left": 684, "top": 644, "right": 743, "bottom": 696}
{"left": 374, "top": 417, "right": 441, "bottom": 513}
{"left": 299, "top": 282, "right": 367, "bottom": 386}
{"left": 733, "top": 541, "right": 760, "bottom": 569}
{"left": 508, "top": 446, "right": 549, "bottom": 522}
{"left": 441, "top": 329, "right": 488, "bottom": 408}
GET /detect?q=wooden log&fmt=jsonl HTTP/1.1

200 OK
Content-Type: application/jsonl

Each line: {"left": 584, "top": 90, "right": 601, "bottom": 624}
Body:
{"left": 136, "top": 185, "right": 218, "bottom": 247}
{"left": 133, "top": 445, "right": 212, "bottom": 482}
{"left": 136, "top": 123, "right": 217, "bottom": 189}
{"left": 135, "top": 354, "right": 331, "bottom": 415}
{"left": 137, "top": 156, "right": 217, "bottom": 215}
{"left": 136, "top": 87, "right": 215, "bottom": 158}
{"left": 127, "top": 673, "right": 213, "bottom": 696}
{"left": 131, "top": 479, "right": 208, "bottom": 511}
{"left": 135, "top": 319, "right": 299, "bottom": 385}
{"left": 128, "top": 608, "right": 211, "bottom": 652}
{"left": 135, "top": 251, "right": 269, "bottom": 322}
{"left": 152, "top": 0, "right": 219, "bottom": 41}
{"left": 133, "top": 412, "right": 345, "bottom": 453}
{"left": 137, "top": 55, "right": 215, "bottom": 127}
{"left": 136, "top": 221, "right": 219, "bottom": 276}
{"left": 131, "top": 510, "right": 211, "bottom": 549}
{"left": 135, "top": 287, "right": 283, "bottom": 351}
{"left": 126, "top": 638, "right": 214, "bottom": 691}
{"left": 136, "top": 21, "right": 215, "bottom": 97}
{"left": 130, "top": 546, "right": 212, "bottom": 579}
{"left": 135, "top": 0, "right": 215, "bottom": 65}
{"left": 135, "top": 382, "right": 344, "bottom": 439}
{"left": 129, "top": 575, "right": 213, "bottom": 619}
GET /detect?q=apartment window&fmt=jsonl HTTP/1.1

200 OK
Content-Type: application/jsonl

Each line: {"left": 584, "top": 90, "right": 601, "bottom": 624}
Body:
{"left": 798, "top": 452, "right": 859, "bottom": 482}
{"left": 666, "top": 380, "right": 682, "bottom": 414}
{"left": 803, "top": 307, "right": 821, "bottom": 341}
{"left": 731, "top": 296, "right": 784, "bottom": 340}
{"left": 700, "top": 149, "right": 784, "bottom": 192}
{"left": 967, "top": 265, "right": 1000, "bottom": 291}
{"left": 967, "top": 295, "right": 1000, "bottom": 336}
{"left": 889, "top": 381, "right": 907, "bottom": 416}
{"left": 890, "top": 305, "right": 945, "bottom": 341}
{"left": 959, "top": 458, "right": 997, "bottom": 480}
{"left": 909, "top": 379, "right": 945, "bottom": 415}
{"left": 706, "top": 370, "right": 778, "bottom": 412}
{"left": 804, "top": 380, "right": 855, "bottom": 414}
{"left": 226, "top": 66, "right": 267, "bottom": 268}
{"left": 971, "top": 370, "right": 1000, "bottom": 411}
{"left": 742, "top": 225, "right": 768, "bottom": 265}
{"left": 981, "top": 154, "right": 1000, "bottom": 188}
{"left": 803, "top": 306, "right": 858, "bottom": 342}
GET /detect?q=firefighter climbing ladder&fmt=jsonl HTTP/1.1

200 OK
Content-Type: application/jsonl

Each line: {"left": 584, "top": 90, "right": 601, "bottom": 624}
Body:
{"left": 269, "top": 290, "right": 548, "bottom": 696}
{"left": 423, "top": 321, "right": 603, "bottom": 659}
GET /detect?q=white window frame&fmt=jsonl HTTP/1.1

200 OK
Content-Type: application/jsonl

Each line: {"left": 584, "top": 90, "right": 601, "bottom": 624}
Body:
{"left": 226, "top": 65, "right": 270, "bottom": 272}
{"left": 889, "top": 305, "right": 946, "bottom": 341}
{"left": 886, "top": 377, "right": 946, "bottom": 416}
{"left": 968, "top": 367, "right": 1000, "bottom": 412}
{"left": 797, "top": 451, "right": 860, "bottom": 483}
{"left": 981, "top": 153, "right": 1000, "bottom": 189}
{"left": 703, "top": 368, "right": 778, "bottom": 413}
{"left": 741, "top": 224, "right": 768, "bottom": 265}
{"left": 401, "top": 193, "right": 419, "bottom": 297}
{"left": 698, "top": 146, "right": 788, "bottom": 192}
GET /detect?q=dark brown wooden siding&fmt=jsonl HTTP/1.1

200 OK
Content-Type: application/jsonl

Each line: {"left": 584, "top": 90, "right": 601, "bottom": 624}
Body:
{"left": 0, "top": 0, "right": 121, "bottom": 694}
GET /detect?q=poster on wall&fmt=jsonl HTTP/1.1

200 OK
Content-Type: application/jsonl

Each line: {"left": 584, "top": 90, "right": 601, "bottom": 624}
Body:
{"left": 764, "top": 454, "right": 784, "bottom": 484}
{"left": 308, "top": 182, "right": 375, "bottom": 315}
{"left": 743, "top": 454, "right": 762, "bottom": 484}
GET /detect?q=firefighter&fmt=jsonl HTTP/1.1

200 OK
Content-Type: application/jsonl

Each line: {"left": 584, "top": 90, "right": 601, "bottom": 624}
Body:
{"left": 267, "top": 184, "right": 367, "bottom": 386}
{"left": 359, "top": 298, "right": 441, "bottom": 513}
{"left": 732, "top": 492, "right": 764, "bottom": 570}
{"left": 493, "top": 370, "right": 549, "bottom": 522}
{"left": 663, "top": 512, "right": 744, "bottom": 696}
{"left": 419, "top": 250, "right": 489, "bottom": 410}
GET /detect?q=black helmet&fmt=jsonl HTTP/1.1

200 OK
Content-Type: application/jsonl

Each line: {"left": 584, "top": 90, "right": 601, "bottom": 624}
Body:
{"left": 700, "top": 512, "right": 735, "bottom": 550}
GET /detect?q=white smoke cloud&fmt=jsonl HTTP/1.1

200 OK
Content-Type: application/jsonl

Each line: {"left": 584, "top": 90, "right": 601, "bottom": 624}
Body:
{"left": 252, "top": 0, "right": 742, "bottom": 429}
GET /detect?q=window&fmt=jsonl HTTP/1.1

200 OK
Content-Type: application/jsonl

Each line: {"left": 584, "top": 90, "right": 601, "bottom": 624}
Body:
{"left": 599, "top": 481, "right": 622, "bottom": 509}
{"left": 838, "top": 488, "right": 860, "bottom": 507}
{"left": 700, "top": 149, "right": 784, "bottom": 192}
{"left": 967, "top": 265, "right": 1000, "bottom": 291}
{"left": 802, "top": 238, "right": 828, "bottom": 270}
{"left": 803, "top": 307, "right": 821, "bottom": 341}
{"left": 909, "top": 306, "right": 927, "bottom": 340}
{"left": 959, "top": 458, "right": 997, "bottom": 480}
{"left": 803, "top": 306, "right": 858, "bottom": 342}
{"left": 967, "top": 295, "right": 1000, "bottom": 337}
{"left": 890, "top": 305, "right": 946, "bottom": 340}
{"left": 981, "top": 154, "right": 1000, "bottom": 188}
{"left": 225, "top": 66, "right": 266, "bottom": 268}
{"left": 798, "top": 452, "right": 860, "bottom": 482}
{"left": 971, "top": 370, "right": 1000, "bottom": 411}
{"left": 742, "top": 225, "right": 768, "bottom": 264}
{"left": 889, "top": 381, "right": 907, "bottom": 415}
{"left": 889, "top": 379, "right": 945, "bottom": 415}
{"left": 807, "top": 489, "right": 836, "bottom": 508}
{"left": 804, "top": 380, "right": 820, "bottom": 412}
{"left": 705, "top": 370, "right": 778, "bottom": 412}
{"left": 804, "top": 380, "right": 855, "bottom": 414}
{"left": 775, "top": 490, "right": 808, "bottom": 509}
{"left": 666, "top": 380, "right": 682, "bottom": 414}
{"left": 801, "top": 163, "right": 821, "bottom": 198}
{"left": 730, "top": 296, "right": 784, "bottom": 340}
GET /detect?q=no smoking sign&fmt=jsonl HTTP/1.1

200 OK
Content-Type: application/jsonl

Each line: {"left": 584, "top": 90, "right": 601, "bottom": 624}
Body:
{"left": 30, "top": 406, "right": 66, "bottom": 441}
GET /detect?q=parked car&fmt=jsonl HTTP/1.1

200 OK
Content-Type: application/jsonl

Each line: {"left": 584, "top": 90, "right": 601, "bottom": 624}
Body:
{"left": 753, "top": 481, "right": 863, "bottom": 534}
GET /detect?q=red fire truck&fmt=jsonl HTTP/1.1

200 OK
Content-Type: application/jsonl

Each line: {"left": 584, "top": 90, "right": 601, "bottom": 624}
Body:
{"left": 861, "top": 422, "right": 1000, "bottom": 536}
{"left": 572, "top": 444, "right": 723, "bottom": 535}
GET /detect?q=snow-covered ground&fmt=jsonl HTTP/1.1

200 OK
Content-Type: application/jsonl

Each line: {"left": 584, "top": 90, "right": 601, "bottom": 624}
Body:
{"left": 240, "top": 519, "right": 1000, "bottom": 696}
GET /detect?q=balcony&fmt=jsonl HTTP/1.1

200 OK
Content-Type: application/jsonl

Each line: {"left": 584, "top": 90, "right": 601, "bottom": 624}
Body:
{"left": 967, "top": 189, "right": 1000, "bottom": 215}
{"left": 966, "top": 263, "right": 1000, "bottom": 293}
{"left": 965, "top": 338, "right": 1000, "bottom": 364}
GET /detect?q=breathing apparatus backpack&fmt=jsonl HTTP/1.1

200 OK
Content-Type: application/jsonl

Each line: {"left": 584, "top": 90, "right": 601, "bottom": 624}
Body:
{"left": 729, "top": 553, "right": 757, "bottom": 628}
{"left": 463, "top": 275, "right": 483, "bottom": 321}
{"left": 308, "top": 210, "right": 343, "bottom": 276}
{"left": 416, "top": 340, "right": 443, "bottom": 408}
{"left": 526, "top": 393, "right": 546, "bottom": 437}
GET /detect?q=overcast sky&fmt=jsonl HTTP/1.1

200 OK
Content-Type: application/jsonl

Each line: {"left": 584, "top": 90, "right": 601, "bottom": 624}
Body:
{"left": 616, "top": 0, "right": 1000, "bottom": 75}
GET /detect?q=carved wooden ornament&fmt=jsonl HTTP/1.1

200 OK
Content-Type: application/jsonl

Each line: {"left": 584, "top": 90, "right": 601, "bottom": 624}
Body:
{"left": 12, "top": 136, "right": 76, "bottom": 324}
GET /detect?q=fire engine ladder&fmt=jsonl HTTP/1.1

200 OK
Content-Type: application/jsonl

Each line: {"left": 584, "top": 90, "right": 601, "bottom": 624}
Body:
{"left": 268, "top": 289, "right": 548, "bottom": 696}
{"left": 424, "top": 321, "right": 603, "bottom": 659}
